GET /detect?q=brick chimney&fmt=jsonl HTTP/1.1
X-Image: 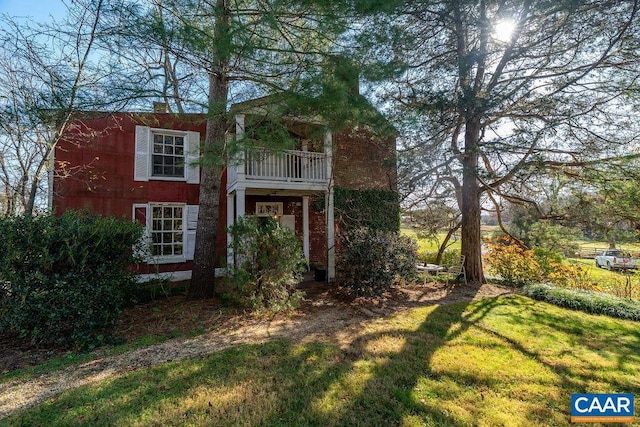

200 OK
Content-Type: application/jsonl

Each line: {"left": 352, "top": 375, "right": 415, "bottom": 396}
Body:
{"left": 153, "top": 102, "right": 168, "bottom": 113}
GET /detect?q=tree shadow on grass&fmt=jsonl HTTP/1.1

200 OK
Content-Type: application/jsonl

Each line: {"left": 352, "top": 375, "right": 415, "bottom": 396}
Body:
{"left": 14, "top": 285, "right": 636, "bottom": 426}
{"left": 306, "top": 289, "right": 501, "bottom": 426}
{"left": 470, "top": 296, "right": 640, "bottom": 425}
{"left": 4, "top": 282, "right": 488, "bottom": 426}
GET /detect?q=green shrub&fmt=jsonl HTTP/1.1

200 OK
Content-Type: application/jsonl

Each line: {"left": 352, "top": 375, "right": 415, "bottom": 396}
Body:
{"left": 485, "top": 237, "right": 543, "bottom": 285}
{"left": 337, "top": 228, "right": 417, "bottom": 297}
{"left": 0, "top": 211, "right": 143, "bottom": 350}
{"left": 485, "top": 236, "right": 588, "bottom": 288}
{"left": 522, "top": 283, "right": 640, "bottom": 321}
{"left": 226, "top": 215, "right": 305, "bottom": 313}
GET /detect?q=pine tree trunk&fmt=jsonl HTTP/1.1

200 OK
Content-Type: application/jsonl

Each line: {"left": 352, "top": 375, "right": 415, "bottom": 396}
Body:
{"left": 460, "top": 116, "right": 486, "bottom": 285}
{"left": 188, "top": 0, "right": 230, "bottom": 300}
{"left": 188, "top": 71, "right": 228, "bottom": 300}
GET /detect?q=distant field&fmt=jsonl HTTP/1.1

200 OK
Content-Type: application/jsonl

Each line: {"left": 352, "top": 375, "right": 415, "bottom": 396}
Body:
{"left": 401, "top": 229, "right": 461, "bottom": 254}
{"left": 400, "top": 227, "right": 497, "bottom": 253}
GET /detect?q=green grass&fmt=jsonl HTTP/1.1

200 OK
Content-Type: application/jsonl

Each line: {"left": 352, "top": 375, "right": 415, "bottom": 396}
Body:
{"left": 570, "top": 258, "right": 616, "bottom": 281}
{"left": 5, "top": 295, "right": 640, "bottom": 426}
{"left": 401, "top": 228, "right": 461, "bottom": 253}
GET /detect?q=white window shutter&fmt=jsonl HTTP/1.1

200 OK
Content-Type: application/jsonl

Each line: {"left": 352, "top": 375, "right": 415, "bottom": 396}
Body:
{"left": 185, "top": 205, "right": 199, "bottom": 260}
{"left": 186, "top": 131, "right": 200, "bottom": 184}
{"left": 132, "top": 203, "right": 151, "bottom": 261}
{"left": 134, "top": 126, "right": 150, "bottom": 181}
{"left": 187, "top": 205, "right": 199, "bottom": 230}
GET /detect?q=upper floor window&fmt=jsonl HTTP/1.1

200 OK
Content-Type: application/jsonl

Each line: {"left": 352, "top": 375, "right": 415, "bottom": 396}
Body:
{"left": 153, "top": 133, "right": 185, "bottom": 178}
{"left": 135, "top": 125, "right": 200, "bottom": 183}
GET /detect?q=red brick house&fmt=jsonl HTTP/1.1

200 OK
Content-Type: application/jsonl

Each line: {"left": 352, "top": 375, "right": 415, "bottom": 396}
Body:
{"left": 52, "top": 98, "right": 397, "bottom": 282}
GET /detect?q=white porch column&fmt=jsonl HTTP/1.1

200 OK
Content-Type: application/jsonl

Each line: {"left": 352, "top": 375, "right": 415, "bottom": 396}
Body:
{"left": 302, "top": 195, "right": 310, "bottom": 270}
{"left": 236, "top": 188, "right": 246, "bottom": 219}
{"left": 226, "top": 193, "right": 234, "bottom": 267}
{"left": 325, "top": 130, "right": 335, "bottom": 281}
{"left": 235, "top": 114, "right": 246, "bottom": 182}
{"left": 235, "top": 113, "right": 245, "bottom": 136}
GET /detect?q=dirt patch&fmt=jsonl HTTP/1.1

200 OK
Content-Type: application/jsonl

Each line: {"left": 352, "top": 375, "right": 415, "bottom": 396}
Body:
{"left": 0, "top": 277, "right": 513, "bottom": 419}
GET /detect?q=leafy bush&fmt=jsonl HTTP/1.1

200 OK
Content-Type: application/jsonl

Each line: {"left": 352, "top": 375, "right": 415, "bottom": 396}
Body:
{"left": 485, "top": 237, "right": 543, "bottom": 285}
{"left": 226, "top": 215, "right": 305, "bottom": 313}
{"left": 337, "top": 228, "right": 417, "bottom": 297}
{"left": 485, "top": 236, "right": 587, "bottom": 288}
{"left": 0, "top": 211, "right": 143, "bottom": 350}
{"left": 522, "top": 283, "right": 640, "bottom": 321}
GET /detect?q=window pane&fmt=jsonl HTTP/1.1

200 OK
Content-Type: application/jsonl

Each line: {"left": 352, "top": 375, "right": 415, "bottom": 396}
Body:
{"left": 150, "top": 133, "right": 186, "bottom": 178}
{"left": 149, "top": 205, "right": 184, "bottom": 258}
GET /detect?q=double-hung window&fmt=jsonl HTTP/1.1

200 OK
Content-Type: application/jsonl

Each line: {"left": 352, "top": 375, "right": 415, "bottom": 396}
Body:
{"left": 150, "top": 205, "right": 184, "bottom": 257}
{"left": 133, "top": 203, "right": 198, "bottom": 263}
{"left": 134, "top": 126, "right": 200, "bottom": 183}
{"left": 152, "top": 133, "right": 185, "bottom": 178}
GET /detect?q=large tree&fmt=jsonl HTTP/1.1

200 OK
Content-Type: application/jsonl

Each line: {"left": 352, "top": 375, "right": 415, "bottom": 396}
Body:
{"left": 365, "top": 0, "right": 640, "bottom": 283}
{"left": 112, "top": 0, "right": 348, "bottom": 298}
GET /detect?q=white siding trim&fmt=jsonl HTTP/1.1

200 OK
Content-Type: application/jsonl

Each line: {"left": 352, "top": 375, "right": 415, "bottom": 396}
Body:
{"left": 136, "top": 268, "right": 228, "bottom": 283}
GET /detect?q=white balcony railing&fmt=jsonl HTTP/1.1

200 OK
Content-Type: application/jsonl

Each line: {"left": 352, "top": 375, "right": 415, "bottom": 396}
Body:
{"left": 228, "top": 148, "right": 328, "bottom": 188}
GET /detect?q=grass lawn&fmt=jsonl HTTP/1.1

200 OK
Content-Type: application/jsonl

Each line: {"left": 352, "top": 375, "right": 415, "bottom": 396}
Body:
{"left": 401, "top": 228, "right": 461, "bottom": 253}
{"left": 5, "top": 294, "right": 640, "bottom": 426}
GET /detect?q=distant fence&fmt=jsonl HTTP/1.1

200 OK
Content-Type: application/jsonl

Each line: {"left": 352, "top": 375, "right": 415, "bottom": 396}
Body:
{"left": 575, "top": 248, "right": 640, "bottom": 259}
{"left": 576, "top": 248, "right": 608, "bottom": 259}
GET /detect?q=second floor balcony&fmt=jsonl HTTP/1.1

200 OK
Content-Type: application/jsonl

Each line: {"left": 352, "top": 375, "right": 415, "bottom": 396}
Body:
{"left": 227, "top": 148, "right": 329, "bottom": 193}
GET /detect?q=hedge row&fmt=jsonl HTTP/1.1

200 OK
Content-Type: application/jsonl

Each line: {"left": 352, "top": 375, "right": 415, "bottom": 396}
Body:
{"left": 522, "top": 283, "right": 640, "bottom": 321}
{"left": 0, "top": 211, "right": 143, "bottom": 350}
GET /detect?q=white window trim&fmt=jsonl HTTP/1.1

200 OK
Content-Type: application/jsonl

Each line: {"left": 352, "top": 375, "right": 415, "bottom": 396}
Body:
{"left": 148, "top": 203, "right": 187, "bottom": 264}
{"left": 132, "top": 203, "right": 199, "bottom": 265}
{"left": 134, "top": 125, "right": 200, "bottom": 183}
